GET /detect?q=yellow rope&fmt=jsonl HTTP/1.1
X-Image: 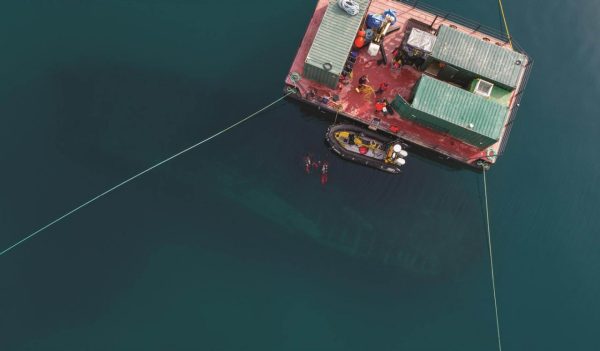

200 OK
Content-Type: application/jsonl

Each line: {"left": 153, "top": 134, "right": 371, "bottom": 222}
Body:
{"left": 358, "top": 84, "right": 375, "bottom": 100}
{"left": 498, "top": 0, "right": 513, "bottom": 48}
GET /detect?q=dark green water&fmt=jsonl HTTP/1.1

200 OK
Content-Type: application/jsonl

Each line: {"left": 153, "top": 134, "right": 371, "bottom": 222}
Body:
{"left": 1, "top": 0, "right": 599, "bottom": 350}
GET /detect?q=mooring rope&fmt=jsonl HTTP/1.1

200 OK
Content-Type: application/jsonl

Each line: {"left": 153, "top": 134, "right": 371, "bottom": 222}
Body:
{"left": 498, "top": 0, "right": 513, "bottom": 48}
{"left": 483, "top": 168, "right": 503, "bottom": 351}
{"left": 0, "top": 91, "right": 293, "bottom": 258}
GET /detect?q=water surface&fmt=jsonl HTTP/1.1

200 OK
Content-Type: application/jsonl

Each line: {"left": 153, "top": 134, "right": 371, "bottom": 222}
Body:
{"left": 1, "top": 0, "right": 599, "bottom": 350}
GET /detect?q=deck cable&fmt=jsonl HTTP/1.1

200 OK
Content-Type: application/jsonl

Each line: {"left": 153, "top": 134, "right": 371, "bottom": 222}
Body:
{"left": 0, "top": 91, "right": 294, "bottom": 258}
{"left": 497, "top": 0, "right": 513, "bottom": 48}
{"left": 483, "top": 168, "right": 503, "bottom": 351}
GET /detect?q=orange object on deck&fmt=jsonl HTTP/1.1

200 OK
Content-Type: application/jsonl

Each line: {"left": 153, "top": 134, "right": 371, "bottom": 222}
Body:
{"left": 354, "top": 36, "right": 365, "bottom": 48}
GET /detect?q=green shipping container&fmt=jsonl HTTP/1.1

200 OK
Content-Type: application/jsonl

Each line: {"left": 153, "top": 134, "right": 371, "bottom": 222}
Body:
{"left": 392, "top": 75, "right": 508, "bottom": 148}
{"left": 431, "top": 25, "right": 528, "bottom": 90}
{"left": 303, "top": 0, "right": 370, "bottom": 88}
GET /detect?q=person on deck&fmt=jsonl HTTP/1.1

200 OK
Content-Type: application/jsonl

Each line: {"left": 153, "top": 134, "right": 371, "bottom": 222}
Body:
{"left": 375, "top": 100, "right": 385, "bottom": 114}
{"left": 355, "top": 74, "right": 369, "bottom": 92}
{"left": 384, "top": 99, "right": 394, "bottom": 116}
{"left": 391, "top": 47, "right": 403, "bottom": 69}
{"left": 340, "top": 72, "right": 351, "bottom": 86}
{"left": 376, "top": 82, "right": 389, "bottom": 95}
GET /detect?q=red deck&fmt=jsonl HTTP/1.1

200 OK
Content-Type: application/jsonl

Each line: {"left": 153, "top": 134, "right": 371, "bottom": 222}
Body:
{"left": 285, "top": 0, "right": 523, "bottom": 166}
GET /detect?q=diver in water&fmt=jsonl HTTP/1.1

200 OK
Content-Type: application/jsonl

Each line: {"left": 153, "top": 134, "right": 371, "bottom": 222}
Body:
{"left": 321, "top": 161, "right": 329, "bottom": 185}
{"left": 304, "top": 155, "right": 312, "bottom": 174}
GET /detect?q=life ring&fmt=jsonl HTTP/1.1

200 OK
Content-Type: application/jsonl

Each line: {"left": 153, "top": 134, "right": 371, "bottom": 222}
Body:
{"left": 323, "top": 62, "right": 333, "bottom": 71}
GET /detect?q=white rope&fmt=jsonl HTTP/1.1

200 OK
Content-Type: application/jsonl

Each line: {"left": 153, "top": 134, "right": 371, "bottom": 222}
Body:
{"left": 0, "top": 92, "right": 293, "bottom": 258}
{"left": 483, "top": 168, "right": 503, "bottom": 351}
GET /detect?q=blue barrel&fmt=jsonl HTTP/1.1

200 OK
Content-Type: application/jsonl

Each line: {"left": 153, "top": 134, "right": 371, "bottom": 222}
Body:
{"left": 366, "top": 14, "right": 383, "bottom": 29}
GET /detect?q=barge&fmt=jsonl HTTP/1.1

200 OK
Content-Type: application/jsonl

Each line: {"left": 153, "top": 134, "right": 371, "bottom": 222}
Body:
{"left": 284, "top": 0, "right": 532, "bottom": 169}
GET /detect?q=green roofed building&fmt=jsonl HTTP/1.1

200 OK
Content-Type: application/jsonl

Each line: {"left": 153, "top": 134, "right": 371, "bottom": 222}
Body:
{"left": 303, "top": 0, "right": 370, "bottom": 88}
{"left": 392, "top": 75, "right": 508, "bottom": 148}
{"left": 430, "top": 25, "right": 528, "bottom": 90}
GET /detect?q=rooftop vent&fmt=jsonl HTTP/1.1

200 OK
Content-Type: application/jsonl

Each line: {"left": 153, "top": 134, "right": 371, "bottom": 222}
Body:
{"left": 473, "top": 79, "right": 494, "bottom": 98}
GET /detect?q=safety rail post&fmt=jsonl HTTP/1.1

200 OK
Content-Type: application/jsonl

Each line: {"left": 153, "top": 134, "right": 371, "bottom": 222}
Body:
{"left": 430, "top": 15, "right": 438, "bottom": 28}
{"left": 499, "top": 60, "right": 533, "bottom": 154}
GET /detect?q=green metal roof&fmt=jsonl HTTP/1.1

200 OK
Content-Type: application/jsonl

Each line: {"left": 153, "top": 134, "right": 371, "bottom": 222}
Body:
{"left": 431, "top": 25, "right": 527, "bottom": 89}
{"left": 305, "top": 0, "right": 370, "bottom": 76}
{"left": 412, "top": 75, "right": 508, "bottom": 140}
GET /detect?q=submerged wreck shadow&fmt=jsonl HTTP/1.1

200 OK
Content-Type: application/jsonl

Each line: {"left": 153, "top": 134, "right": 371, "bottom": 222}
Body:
{"left": 48, "top": 62, "right": 482, "bottom": 280}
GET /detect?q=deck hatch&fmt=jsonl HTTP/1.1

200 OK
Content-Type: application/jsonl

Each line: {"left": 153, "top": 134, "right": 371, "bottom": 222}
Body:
{"left": 407, "top": 28, "right": 437, "bottom": 53}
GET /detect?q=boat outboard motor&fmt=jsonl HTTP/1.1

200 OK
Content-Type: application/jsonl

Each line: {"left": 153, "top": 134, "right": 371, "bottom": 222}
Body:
{"left": 390, "top": 144, "right": 407, "bottom": 166}
{"left": 392, "top": 144, "right": 408, "bottom": 158}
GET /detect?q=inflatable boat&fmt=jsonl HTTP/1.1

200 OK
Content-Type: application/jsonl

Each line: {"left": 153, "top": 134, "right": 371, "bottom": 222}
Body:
{"left": 326, "top": 124, "right": 407, "bottom": 173}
